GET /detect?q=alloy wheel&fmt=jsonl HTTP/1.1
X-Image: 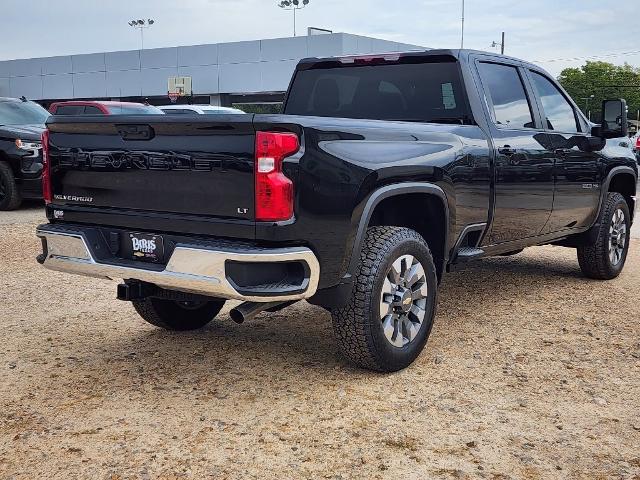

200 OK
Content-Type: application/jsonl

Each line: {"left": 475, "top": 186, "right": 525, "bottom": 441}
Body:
{"left": 608, "top": 208, "right": 627, "bottom": 266}
{"left": 379, "top": 254, "right": 428, "bottom": 348}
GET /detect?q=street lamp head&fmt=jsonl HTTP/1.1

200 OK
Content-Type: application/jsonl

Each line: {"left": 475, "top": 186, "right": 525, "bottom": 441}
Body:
{"left": 148, "top": 19, "right": 155, "bottom": 25}
{"left": 137, "top": 19, "right": 144, "bottom": 25}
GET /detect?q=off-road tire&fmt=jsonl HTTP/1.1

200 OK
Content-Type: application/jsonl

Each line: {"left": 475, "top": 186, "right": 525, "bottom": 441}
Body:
{"left": 0, "top": 162, "right": 22, "bottom": 211}
{"left": 331, "top": 226, "right": 438, "bottom": 372}
{"left": 133, "top": 297, "right": 226, "bottom": 331}
{"left": 577, "top": 192, "right": 631, "bottom": 280}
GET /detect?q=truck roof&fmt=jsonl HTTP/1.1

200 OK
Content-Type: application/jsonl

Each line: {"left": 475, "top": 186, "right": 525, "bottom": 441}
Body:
{"left": 297, "top": 49, "right": 541, "bottom": 71}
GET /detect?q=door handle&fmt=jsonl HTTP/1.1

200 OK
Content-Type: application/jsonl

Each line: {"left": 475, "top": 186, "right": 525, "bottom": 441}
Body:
{"left": 498, "top": 146, "right": 516, "bottom": 156}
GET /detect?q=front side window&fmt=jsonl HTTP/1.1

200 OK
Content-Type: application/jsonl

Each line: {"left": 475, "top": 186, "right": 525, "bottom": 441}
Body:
{"left": 529, "top": 71, "right": 579, "bottom": 133}
{"left": 477, "top": 62, "right": 535, "bottom": 129}
{"left": 83, "top": 106, "right": 105, "bottom": 115}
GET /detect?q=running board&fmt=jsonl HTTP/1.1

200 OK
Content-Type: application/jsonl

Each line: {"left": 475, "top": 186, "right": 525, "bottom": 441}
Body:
{"left": 456, "top": 247, "right": 485, "bottom": 260}
{"left": 448, "top": 247, "right": 485, "bottom": 271}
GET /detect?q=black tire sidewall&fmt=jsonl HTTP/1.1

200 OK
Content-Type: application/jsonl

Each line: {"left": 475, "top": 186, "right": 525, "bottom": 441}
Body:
{"left": 603, "top": 195, "right": 631, "bottom": 276}
{"left": 0, "top": 162, "right": 20, "bottom": 211}
{"left": 369, "top": 236, "right": 438, "bottom": 371}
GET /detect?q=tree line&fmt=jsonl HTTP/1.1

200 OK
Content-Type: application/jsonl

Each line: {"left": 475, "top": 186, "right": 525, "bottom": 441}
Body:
{"left": 558, "top": 61, "right": 640, "bottom": 124}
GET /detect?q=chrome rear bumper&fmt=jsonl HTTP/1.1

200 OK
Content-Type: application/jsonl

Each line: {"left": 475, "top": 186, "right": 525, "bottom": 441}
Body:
{"left": 36, "top": 225, "right": 320, "bottom": 303}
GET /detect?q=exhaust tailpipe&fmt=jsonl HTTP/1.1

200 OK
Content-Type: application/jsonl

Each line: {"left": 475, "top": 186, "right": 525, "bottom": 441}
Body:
{"left": 229, "top": 301, "right": 288, "bottom": 324}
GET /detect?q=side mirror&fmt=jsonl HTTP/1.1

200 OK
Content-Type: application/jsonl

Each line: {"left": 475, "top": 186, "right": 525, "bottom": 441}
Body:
{"left": 599, "top": 99, "right": 628, "bottom": 139}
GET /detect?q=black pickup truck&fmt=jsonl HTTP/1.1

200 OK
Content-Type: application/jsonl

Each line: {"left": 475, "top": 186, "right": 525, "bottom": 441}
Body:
{"left": 36, "top": 50, "right": 637, "bottom": 372}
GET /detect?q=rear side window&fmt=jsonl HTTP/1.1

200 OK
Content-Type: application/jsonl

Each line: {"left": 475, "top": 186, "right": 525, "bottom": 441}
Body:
{"left": 529, "top": 71, "right": 579, "bottom": 133}
{"left": 285, "top": 60, "right": 471, "bottom": 124}
{"left": 54, "top": 105, "right": 85, "bottom": 115}
{"left": 478, "top": 62, "right": 535, "bottom": 129}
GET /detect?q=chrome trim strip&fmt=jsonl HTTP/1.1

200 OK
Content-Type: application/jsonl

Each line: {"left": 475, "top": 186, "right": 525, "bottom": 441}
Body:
{"left": 36, "top": 228, "right": 320, "bottom": 303}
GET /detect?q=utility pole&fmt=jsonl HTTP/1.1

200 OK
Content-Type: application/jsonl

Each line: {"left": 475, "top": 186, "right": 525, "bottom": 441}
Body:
{"left": 491, "top": 32, "right": 505, "bottom": 54}
{"left": 460, "top": 0, "right": 465, "bottom": 49}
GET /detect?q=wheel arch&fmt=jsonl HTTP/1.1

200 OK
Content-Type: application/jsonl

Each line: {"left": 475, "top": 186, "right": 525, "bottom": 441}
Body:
{"left": 605, "top": 168, "right": 637, "bottom": 222}
{"left": 347, "top": 183, "right": 452, "bottom": 282}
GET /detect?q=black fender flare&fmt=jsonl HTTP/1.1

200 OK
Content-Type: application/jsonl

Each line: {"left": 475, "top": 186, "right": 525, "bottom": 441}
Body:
{"left": 346, "top": 182, "right": 452, "bottom": 277}
{"left": 595, "top": 166, "right": 637, "bottom": 224}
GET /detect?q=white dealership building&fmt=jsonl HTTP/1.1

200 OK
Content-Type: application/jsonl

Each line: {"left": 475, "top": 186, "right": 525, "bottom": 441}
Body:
{"left": 0, "top": 32, "right": 423, "bottom": 110}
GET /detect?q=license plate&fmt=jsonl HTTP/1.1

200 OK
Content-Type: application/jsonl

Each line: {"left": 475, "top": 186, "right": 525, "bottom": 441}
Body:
{"left": 127, "top": 232, "right": 164, "bottom": 263}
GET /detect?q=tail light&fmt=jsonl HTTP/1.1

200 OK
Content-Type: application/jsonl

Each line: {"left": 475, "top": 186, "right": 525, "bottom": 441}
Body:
{"left": 635, "top": 136, "right": 640, "bottom": 150}
{"left": 41, "top": 129, "right": 52, "bottom": 204}
{"left": 255, "top": 131, "right": 299, "bottom": 221}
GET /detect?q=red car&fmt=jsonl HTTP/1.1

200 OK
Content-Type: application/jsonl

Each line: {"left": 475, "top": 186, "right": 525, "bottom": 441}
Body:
{"left": 48, "top": 101, "right": 164, "bottom": 115}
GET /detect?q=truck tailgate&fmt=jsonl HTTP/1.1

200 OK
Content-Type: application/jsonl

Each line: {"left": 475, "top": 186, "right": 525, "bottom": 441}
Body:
{"left": 47, "top": 115, "right": 256, "bottom": 221}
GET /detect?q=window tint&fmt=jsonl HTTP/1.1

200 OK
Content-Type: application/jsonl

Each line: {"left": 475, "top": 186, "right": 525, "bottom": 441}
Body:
{"left": 0, "top": 100, "right": 49, "bottom": 124}
{"left": 107, "top": 105, "right": 164, "bottom": 115}
{"left": 83, "top": 106, "right": 105, "bottom": 115}
{"left": 285, "top": 61, "right": 471, "bottom": 124}
{"left": 529, "top": 72, "right": 579, "bottom": 133}
{"left": 478, "top": 62, "right": 535, "bottom": 129}
{"left": 54, "top": 105, "right": 85, "bottom": 115}
{"left": 161, "top": 109, "right": 193, "bottom": 114}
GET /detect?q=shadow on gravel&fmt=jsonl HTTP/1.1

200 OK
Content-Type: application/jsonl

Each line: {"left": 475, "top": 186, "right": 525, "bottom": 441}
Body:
{"left": 39, "top": 248, "right": 594, "bottom": 391}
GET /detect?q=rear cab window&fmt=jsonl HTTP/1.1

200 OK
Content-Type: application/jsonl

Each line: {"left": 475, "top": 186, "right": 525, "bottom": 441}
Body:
{"left": 284, "top": 57, "right": 472, "bottom": 125}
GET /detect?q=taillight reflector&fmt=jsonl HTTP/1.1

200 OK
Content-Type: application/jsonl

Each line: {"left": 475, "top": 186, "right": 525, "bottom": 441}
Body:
{"left": 255, "top": 131, "right": 299, "bottom": 222}
{"left": 41, "top": 129, "right": 52, "bottom": 204}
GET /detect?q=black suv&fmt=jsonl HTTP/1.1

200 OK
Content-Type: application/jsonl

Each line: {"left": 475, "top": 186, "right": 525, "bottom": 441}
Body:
{"left": 0, "top": 97, "right": 49, "bottom": 210}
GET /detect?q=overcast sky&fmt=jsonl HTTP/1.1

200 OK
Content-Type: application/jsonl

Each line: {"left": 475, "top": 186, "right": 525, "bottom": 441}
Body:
{"left": 2, "top": 0, "right": 637, "bottom": 76}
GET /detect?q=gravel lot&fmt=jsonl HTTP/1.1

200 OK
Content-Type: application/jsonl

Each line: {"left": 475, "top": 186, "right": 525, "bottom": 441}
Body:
{"left": 1, "top": 206, "right": 639, "bottom": 480}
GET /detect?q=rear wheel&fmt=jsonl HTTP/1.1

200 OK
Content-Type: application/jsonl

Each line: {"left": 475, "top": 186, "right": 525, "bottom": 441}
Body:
{"left": 132, "top": 297, "right": 226, "bottom": 331}
{"left": 0, "top": 162, "right": 22, "bottom": 211}
{"left": 331, "top": 226, "right": 438, "bottom": 372}
{"left": 577, "top": 192, "right": 631, "bottom": 280}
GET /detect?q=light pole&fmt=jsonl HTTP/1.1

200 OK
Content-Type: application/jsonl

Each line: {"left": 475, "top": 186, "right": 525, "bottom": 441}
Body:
{"left": 128, "top": 19, "right": 155, "bottom": 50}
{"left": 581, "top": 94, "right": 594, "bottom": 120}
{"left": 278, "top": 0, "right": 310, "bottom": 37}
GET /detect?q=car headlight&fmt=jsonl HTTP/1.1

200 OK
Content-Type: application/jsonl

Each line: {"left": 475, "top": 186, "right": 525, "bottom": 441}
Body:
{"left": 15, "top": 139, "right": 42, "bottom": 150}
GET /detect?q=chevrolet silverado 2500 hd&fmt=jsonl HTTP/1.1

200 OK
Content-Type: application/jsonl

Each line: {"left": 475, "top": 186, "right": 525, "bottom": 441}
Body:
{"left": 36, "top": 50, "right": 637, "bottom": 371}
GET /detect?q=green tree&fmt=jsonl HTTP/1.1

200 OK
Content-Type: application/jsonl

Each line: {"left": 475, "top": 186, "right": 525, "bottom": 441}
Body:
{"left": 558, "top": 61, "right": 640, "bottom": 123}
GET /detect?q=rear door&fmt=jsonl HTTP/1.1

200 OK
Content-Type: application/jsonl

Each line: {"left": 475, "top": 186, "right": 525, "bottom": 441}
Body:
{"left": 47, "top": 115, "right": 257, "bottom": 221}
{"left": 525, "top": 69, "right": 601, "bottom": 232}
{"left": 475, "top": 59, "right": 555, "bottom": 244}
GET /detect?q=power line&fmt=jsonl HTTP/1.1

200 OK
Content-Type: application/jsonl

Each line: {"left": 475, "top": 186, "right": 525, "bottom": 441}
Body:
{"left": 536, "top": 50, "right": 640, "bottom": 63}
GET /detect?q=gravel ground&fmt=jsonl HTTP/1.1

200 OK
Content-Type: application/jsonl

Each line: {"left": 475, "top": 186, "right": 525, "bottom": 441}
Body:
{"left": 1, "top": 208, "right": 639, "bottom": 480}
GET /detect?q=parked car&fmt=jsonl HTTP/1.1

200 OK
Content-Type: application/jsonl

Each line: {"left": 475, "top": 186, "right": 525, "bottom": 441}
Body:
{"left": 49, "top": 101, "right": 164, "bottom": 115}
{"left": 36, "top": 50, "right": 637, "bottom": 372}
{"left": 159, "top": 105, "right": 245, "bottom": 115}
{"left": 0, "top": 97, "right": 50, "bottom": 210}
